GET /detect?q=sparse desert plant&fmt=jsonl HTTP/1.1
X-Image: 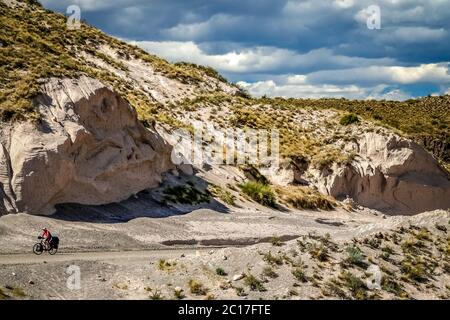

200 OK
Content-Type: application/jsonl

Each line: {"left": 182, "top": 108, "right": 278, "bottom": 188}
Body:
{"left": 173, "top": 288, "right": 185, "bottom": 300}
{"left": 381, "top": 276, "right": 407, "bottom": 298}
{"left": 441, "top": 238, "right": 450, "bottom": 255}
{"left": 234, "top": 286, "right": 246, "bottom": 297}
{"left": 343, "top": 246, "right": 367, "bottom": 268}
{"left": 292, "top": 267, "right": 308, "bottom": 283}
{"left": 381, "top": 245, "right": 395, "bottom": 255}
{"left": 113, "top": 283, "right": 129, "bottom": 290}
{"left": 401, "top": 237, "right": 423, "bottom": 254}
{"left": 207, "top": 185, "right": 236, "bottom": 205}
{"left": 158, "top": 259, "right": 176, "bottom": 271}
{"left": 149, "top": 289, "right": 164, "bottom": 300}
{"left": 309, "top": 243, "right": 329, "bottom": 262}
{"left": 215, "top": 267, "right": 228, "bottom": 276}
{"left": 400, "top": 257, "right": 428, "bottom": 283}
{"left": 262, "top": 251, "right": 284, "bottom": 266}
{"left": 415, "top": 227, "right": 432, "bottom": 241}
{"left": 340, "top": 113, "right": 360, "bottom": 126}
{"left": 188, "top": 279, "right": 208, "bottom": 296}
{"left": 239, "top": 181, "right": 276, "bottom": 207}
{"left": 270, "top": 236, "right": 283, "bottom": 247}
{"left": 205, "top": 293, "right": 216, "bottom": 300}
{"left": 340, "top": 272, "right": 367, "bottom": 300}
{"left": 244, "top": 273, "right": 266, "bottom": 292}
{"left": 262, "top": 266, "right": 278, "bottom": 279}
{"left": 379, "top": 245, "right": 395, "bottom": 261}
{"left": 366, "top": 237, "right": 381, "bottom": 249}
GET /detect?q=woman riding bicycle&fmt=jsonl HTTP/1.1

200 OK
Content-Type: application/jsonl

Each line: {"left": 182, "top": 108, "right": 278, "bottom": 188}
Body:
{"left": 40, "top": 228, "right": 52, "bottom": 249}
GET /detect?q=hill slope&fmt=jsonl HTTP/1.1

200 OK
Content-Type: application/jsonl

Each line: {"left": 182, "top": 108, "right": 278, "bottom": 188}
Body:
{"left": 0, "top": 0, "right": 449, "bottom": 216}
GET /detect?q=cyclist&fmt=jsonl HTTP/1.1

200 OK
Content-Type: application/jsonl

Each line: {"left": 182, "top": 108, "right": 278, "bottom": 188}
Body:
{"left": 40, "top": 228, "right": 52, "bottom": 249}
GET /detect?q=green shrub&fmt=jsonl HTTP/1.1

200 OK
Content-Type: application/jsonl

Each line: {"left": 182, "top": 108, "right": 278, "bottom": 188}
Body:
{"left": 239, "top": 181, "right": 276, "bottom": 207}
{"left": 164, "top": 185, "right": 210, "bottom": 205}
{"left": 340, "top": 272, "right": 367, "bottom": 300}
{"left": 292, "top": 267, "right": 307, "bottom": 283}
{"left": 344, "top": 246, "right": 367, "bottom": 268}
{"left": 415, "top": 228, "right": 432, "bottom": 241}
{"left": 262, "top": 266, "right": 278, "bottom": 279}
{"left": 340, "top": 113, "right": 360, "bottom": 126}
{"left": 262, "top": 251, "right": 284, "bottom": 266}
{"left": 400, "top": 257, "right": 428, "bottom": 283}
{"left": 244, "top": 274, "right": 266, "bottom": 292}
{"left": 215, "top": 267, "right": 227, "bottom": 276}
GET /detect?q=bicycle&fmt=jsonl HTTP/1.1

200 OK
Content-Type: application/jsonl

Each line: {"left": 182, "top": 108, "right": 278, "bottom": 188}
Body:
{"left": 32, "top": 236, "right": 59, "bottom": 255}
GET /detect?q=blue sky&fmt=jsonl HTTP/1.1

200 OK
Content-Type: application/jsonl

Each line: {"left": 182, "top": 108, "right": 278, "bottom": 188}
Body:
{"left": 41, "top": 0, "right": 450, "bottom": 100}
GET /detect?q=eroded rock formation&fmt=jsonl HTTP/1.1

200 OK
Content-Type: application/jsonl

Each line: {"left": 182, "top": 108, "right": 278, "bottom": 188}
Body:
{"left": 0, "top": 76, "right": 174, "bottom": 215}
{"left": 310, "top": 132, "right": 450, "bottom": 214}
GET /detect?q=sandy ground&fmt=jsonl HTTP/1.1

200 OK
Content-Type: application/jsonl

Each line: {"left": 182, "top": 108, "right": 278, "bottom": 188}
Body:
{"left": 1, "top": 205, "right": 448, "bottom": 300}
{"left": 0, "top": 204, "right": 382, "bottom": 254}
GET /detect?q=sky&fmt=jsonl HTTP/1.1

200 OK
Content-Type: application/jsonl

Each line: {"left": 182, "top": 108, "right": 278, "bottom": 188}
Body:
{"left": 40, "top": 0, "right": 450, "bottom": 100}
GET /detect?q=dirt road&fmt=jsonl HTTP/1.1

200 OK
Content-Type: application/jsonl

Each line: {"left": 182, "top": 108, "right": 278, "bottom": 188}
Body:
{"left": 0, "top": 247, "right": 226, "bottom": 265}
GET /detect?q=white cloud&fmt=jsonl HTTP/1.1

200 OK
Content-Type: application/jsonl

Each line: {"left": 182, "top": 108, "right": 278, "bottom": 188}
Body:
{"left": 366, "top": 88, "right": 411, "bottom": 101}
{"left": 237, "top": 80, "right": 368, "bottom": 100}
{"left": 132, "top": 40, "right": 395, "bottom": 74}
{"left": 286, "top": 75, "right": 307, "bottom": 85}
{"left": 333, "top": 0, "right": 355, "bottom": 9}
{"left": 238, "top": 79, "right": 413, "bottom": 101}
{"left": 132, "top": 39, "right": 449, "bottom": 100}
{"left": 307, "top": 63, "right": 450, "bottom": 85}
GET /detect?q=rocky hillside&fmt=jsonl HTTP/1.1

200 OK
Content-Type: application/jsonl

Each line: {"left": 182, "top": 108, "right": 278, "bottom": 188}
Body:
{"left": 0, "top": 0, "right": 449, "bottom": 216}
{"left": 0, "top": 76, "right": 174, "bottom": 215}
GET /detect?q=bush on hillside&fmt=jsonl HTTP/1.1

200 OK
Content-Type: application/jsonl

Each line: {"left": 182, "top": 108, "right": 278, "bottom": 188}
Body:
{"left": 340, "top": 113, "right": 360, "bottom": 126}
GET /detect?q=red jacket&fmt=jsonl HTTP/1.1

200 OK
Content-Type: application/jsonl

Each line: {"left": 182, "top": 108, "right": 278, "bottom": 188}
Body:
{"left": 41, "top": 230, "right": 52, "bottom": 239}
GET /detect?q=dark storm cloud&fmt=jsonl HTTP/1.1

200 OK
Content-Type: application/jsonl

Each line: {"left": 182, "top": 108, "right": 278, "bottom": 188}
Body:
{"left": 40, "top": 0, "right": 450, "bottom": 99}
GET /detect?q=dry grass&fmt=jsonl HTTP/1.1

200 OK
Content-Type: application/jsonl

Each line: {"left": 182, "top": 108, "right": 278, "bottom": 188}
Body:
{"left": 244, "top": 273, "right": 266, "bottom": 292}
{"left": 276, "top": 186, "right": 336, "bottom": 210}
{"left": 188, "top": 279, "right": 208, "bottom": 296}
{"left": 207, "top": 184, "right": 236, "bottom": 206}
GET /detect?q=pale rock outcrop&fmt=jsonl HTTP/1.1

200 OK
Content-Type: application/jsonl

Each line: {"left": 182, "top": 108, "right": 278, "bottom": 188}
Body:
{"left": 0, "top": 76, "right": 174, "bottom": 216}
{"left": 307, "top": 132, "right": 450, "bottom": 214}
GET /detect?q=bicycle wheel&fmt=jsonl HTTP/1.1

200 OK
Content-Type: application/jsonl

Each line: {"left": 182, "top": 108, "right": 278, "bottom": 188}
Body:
{"left": 33, "top": 243, "right": 43, "bottom": 255}
{"left": 48, "top": 247, "right": 58, "bottom": 255}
